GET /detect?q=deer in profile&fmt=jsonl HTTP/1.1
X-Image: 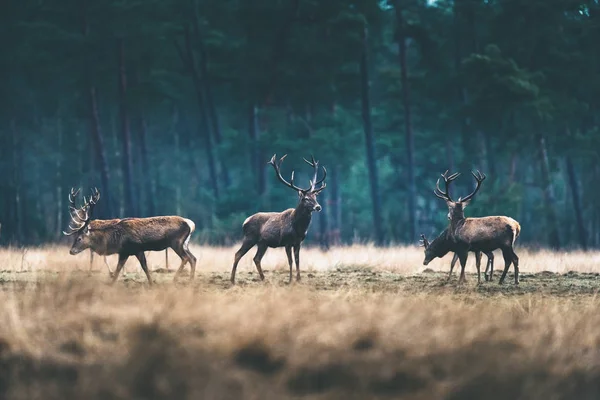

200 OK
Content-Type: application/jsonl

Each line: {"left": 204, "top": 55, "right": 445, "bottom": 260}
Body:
{"left": 230, "top": 154, "right": 326, "bottom": 284}
{"left": 420, "top": 230, "right": 495, "bottom": 283}
{"left": 63, "top": 188, "right": 196, "bottom": 285}
{"left": 431, "top": 170, "right": 521, "bottom": 284}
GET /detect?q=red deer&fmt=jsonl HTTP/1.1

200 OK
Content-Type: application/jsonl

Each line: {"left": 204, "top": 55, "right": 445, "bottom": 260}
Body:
{"left": 432, "top": 170, "right": 521, "bottom": 284}
{"left": 420, "top": 230, "right": 495, "bottom": 283}
{"left": 230, "top": 154, "right": 326, "bottom": 284}
{"left": 63, "top": 188, "right": 196, "bottom": 285}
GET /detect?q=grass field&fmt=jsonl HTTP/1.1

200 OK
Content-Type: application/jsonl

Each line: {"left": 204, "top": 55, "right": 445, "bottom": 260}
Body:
{"left": 0, "top": 244, "right": 599, "bottom": 399}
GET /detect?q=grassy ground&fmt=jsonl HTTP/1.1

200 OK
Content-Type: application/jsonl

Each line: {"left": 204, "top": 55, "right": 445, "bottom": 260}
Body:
{"left": 0, "top": 244, "right": 599, "bottom": 399}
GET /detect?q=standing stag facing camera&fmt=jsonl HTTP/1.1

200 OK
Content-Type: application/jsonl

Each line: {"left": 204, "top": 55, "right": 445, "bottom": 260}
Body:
{"left": 63, "top": 188, "right": 197, "bottom": 285}
{"left": 230, "top": 154, "right": 327, "bottom": 284}
{"left": 431, "top": 171, "right": 521, "bottom": 285}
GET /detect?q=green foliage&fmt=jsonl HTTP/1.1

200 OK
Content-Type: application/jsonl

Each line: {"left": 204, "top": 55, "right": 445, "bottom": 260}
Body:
{"left": 0, "top": 0, "right": 599, "bottom": 249}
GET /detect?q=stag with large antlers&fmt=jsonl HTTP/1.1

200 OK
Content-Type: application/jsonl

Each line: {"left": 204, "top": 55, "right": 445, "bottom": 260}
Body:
{"left": 429, "top": 170, "right": 521, "bottom": 284}
{"left": 230, "top": 154, "right": 326, "bottom": 284}
{"left": 63, "top": 188, "right": 196, "bottom": 285}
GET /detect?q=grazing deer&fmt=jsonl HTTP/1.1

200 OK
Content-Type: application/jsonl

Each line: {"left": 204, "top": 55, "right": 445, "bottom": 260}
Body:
{"left": 432, "top": 170, "right": 521, "bottom": 284}
{"left": 420, "top": 230, "right": 495, "bottom": 283}
{"left": 63, "top": 188, "right": 196, "bottom": 285}
{"left": 230, "top": 154, "right": 326, "bottom": 284}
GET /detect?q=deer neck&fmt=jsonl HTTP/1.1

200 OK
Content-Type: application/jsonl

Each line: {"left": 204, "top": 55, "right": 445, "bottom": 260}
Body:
{"left": 292, "top": 203, "right": 313, "bottom": 235}
{"left": 449, "top": 211, "right": 466, "bottom": 238}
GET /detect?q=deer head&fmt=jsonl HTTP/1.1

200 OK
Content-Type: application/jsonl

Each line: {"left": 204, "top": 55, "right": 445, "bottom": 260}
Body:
{"left": 433, "top": 170, "right": 486, "bottom": 221}
{"left": 62, "top": 187, "right": 100, "bottom": 255}
{"left": 268, "top": 154, "right": 327, "bottom": 213}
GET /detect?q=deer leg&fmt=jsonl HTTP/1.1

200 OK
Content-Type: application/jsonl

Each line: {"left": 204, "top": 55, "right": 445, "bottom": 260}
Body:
{"left": 111, "top": 254, "right": 128, "bottom": 285}
{"left": 89, "top": 250, "right": 94, "bottom": 273}
{"left": 475, "top": 251, "right": 482, "bottom": 284}
{"left": 293, "top": 245, "right": 301, "bottom": 282}
{"left": 253, "top": 244, "right": 267, "bottom": 281}
{"left": 135, "top": 252, "right": 153, "bottom": 286}
{"left": 498, "top": 248, "right": 513, "bottom": 285}
{"left": 230, "top": 239, "right": 255, "bottom": 284}
{"left": 185, "top": 248, "right": 197, "bottom": 280}
{"left": 103, "top": 256, "right": 113, "bottom": 277}
{"left": 285, "top": 246, "right": 293, "bottom": 283}
{"left": 165, "top": 249, "right": 169, "bottom": 270}
{"left": 485, "top": 252, "right": 495, "bottom": 282}
{"left": 172, "top": 245, "right": 192, "bottom": 281}
{"left": 512, "top": 249, "right": 519, "bottom": 285}
{"left": 449, "top": 253, "right": 458, "bottom": 280}
{"left": 457, "top": 252, "right": 468, "bottom": 284}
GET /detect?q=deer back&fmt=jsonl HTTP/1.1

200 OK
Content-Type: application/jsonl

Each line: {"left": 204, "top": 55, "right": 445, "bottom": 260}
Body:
{"left": 88, "top": 216, "right": 193, "bottom": 255}
{"left": 456, "top": 216, "right": 520, "bottom": 249}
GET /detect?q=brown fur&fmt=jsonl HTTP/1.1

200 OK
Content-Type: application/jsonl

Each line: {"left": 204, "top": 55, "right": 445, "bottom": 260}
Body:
{"left": 69, "top": 216, "right": 196, "bottom": 285}
{"left": 230, "top": 154, "right": 326, "bottom": 284}
{"left": 421, "top": 229, "right": 495, "bottom": 283}
{"left": 445, "top": 203, "right": 521, "bottom": 285}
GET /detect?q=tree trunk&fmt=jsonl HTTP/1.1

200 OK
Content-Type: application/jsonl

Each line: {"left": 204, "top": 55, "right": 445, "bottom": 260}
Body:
{"left": 137, "top": 113, "right": 155, "bottom": 216}
{"left": 330, "top": 165, "right": 342, "bottom": 245}
{"left": 11, "top": 119, "right": 23, "bottom": 243}
{"left": 565, "top": 155, "right": 587, "bottom": 250}
{"left": 182, "top": 26, "right": 219, "bottom": 200}
{"left": 55, "top": 117, "right": 63, "bottom": 239}
{"left": 360, "top": 25, "right": 384, "bottom": 245}
{"left": 318, "top": 189, "right": 330, "bottom": 250}
{"left": 190, "top": 8, "right": 231, "bottom": 188}
{"left": 536, "top": 133, "right": 560, "bottom": 248}
{"left": 82, "top": 0, "right": 112, "bottom": 218}
{"left": 248, "top": 104, "right": 266, "bottom": 196}
{"left": 117, "top": 38, "right": 136, "bottom": 216}
{"left": 394, "top": 2, "right": 417, "bottom": 242}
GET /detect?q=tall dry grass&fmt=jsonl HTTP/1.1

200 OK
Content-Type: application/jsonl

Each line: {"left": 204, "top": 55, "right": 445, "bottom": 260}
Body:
{"left": 2, "top": 243, "right": 599, "bottom": 275}
{"left": 0, "top": 245, "right": 599, "bottom": 399}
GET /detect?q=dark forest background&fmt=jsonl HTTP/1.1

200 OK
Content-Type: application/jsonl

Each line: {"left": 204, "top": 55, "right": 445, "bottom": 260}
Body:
{"left": 0, "top": 0, "right": 599, "bottom": 248}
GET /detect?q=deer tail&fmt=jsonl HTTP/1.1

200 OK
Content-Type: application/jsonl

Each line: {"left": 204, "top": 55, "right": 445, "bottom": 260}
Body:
{"left": 183, "top": 218, "right": 196, "bottom": 250}
{"left": 512, "top": 221, "right": 521, "bottom": 246}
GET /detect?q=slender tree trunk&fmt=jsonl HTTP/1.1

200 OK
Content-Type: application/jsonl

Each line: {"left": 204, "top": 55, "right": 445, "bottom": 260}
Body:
{"left": 11, "top": 120, "right": 23, "bottom": 243}
{"left": 117, "top": 38, "right": 136, "bottom": 216}
{"left": 190, "top": 7, "right": 231, "bottom": 187}
{"left": 394, "top": 2, "right": 417, "bottom": 242}
{"left": 360, "top": 25, "right": 383, "bottom": 245}
{"left": 536, "top": 133, "right": 560, "bottom": 248}
{"left": 137, "top": 113, "right": 155, "bottom": 216}
{"left": 330, "top": 165, "right": 342, "bottom": 245}
{"left": 248, "top": 104, "right": 266, "bottom": 196}
{"left": 55, "top": 117, "right": 63, "bottom": 239}
{"left": 82, "top": 0, "right": 112, "bottom": 218}
{"left": 182, "top": 26, "right": 219, "bottom": 200}
{"left": 565, "top": 155, "right": 587, "bottom": 250}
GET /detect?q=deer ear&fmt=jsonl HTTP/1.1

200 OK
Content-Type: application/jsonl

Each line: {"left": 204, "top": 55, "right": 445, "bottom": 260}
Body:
{"left": 462, "top": 199, "right": 471, "bottom": 208}
{"left": 298, "top": 190, "right": 303, "bottom": 198}
{"left": 83, "top": 225, "right": 90, "bottom": 235}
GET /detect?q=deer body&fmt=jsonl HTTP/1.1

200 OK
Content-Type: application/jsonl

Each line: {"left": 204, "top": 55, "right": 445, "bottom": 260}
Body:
{"left": 63, "top": 189, "right": 196, "bottom": 285}
{"left": 449, "top": 215, "right": 520, "bottom": 283}
{"left": 230, "top": 154, "right": 326, "bottom": 284}
{"left": 429, "top": 171, "right": 521, "bottom": 285}
{"left": 422, "top": 229, "right": 494, "bottom": 283}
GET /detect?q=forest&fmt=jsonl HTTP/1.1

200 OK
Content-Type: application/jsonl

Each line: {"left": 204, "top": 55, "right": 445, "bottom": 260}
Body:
{"left": 0, "top": 0, "right": 599, "bottom": 249}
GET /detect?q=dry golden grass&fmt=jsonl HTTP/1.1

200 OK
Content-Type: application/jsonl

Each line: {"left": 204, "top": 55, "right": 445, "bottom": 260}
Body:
{"left": 0, "top": 244, "right": 599, "bottom": 399}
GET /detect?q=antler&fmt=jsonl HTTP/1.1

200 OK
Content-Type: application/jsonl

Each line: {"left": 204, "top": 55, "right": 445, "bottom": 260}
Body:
{"left": 419, "top": 234, "right": 429, "bottom": 248}
{"left": 458, "top": 170, "right": 486, "bottom": 202}
{"left": 268, "top": 154, "right": 305, "bottom": 192}
{"left": 433, "top": 170, "right": 460, "bottom": 202}
{"left": 63, "top": 187, "right": 100, "bottom": 236}
{"left": 303, "top": 154, "right": 327, "bottom": 192}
